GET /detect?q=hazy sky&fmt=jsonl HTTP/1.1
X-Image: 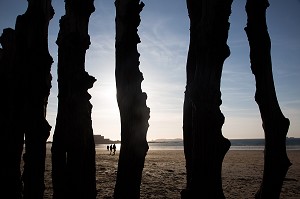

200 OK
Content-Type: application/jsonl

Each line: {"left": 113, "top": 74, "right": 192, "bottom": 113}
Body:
{"left": 1, "top": 0, "right": 299, "bottom": 141}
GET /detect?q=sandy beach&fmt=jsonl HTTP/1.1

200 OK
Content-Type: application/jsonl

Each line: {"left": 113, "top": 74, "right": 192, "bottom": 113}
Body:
{"left": 42, "top": 149, "right": 300, "bottom": 199}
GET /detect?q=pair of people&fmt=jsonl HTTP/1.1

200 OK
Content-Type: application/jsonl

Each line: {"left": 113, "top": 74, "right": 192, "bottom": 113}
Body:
{"left": 107, "top": 144, "right": 116, "bottom": 155}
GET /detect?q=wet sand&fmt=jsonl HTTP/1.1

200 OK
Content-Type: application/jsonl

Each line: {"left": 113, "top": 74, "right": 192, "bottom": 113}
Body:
{"left": 43, "top": 149, "right": 300, "bottom": 198}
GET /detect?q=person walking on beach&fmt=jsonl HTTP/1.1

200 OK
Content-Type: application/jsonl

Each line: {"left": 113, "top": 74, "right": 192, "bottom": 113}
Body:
{"left": 110, "top": 144, "right": 112, "bottom": 155}
{"left": 112, "top": 144, "right": 116, "bottom": 155}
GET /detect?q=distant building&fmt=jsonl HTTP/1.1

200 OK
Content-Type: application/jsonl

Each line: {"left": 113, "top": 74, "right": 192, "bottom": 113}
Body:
{"left": 93, "top": 134, "right": 119, "bottom": 144}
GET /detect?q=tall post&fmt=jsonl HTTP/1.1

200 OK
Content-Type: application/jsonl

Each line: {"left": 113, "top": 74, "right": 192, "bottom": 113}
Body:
{"left": 51, "top": 0, "right": 97, "bottom": 198}
{"left": 0, "top": 28, "right": 24, "bottom": 199}
{"left": 8, "top": 0, "right": 54, "bottom": 198}
{"left": 114, "top": 0, "right": 150, "bottom": 198}
{"left": 244, "top": 0, "right": 291, "bottom": 198}
{"left": 183, "top": 0, "right": 232, "bottom": 198}
{"left": 181, "top": 0, "right": 200, "bottom": 196}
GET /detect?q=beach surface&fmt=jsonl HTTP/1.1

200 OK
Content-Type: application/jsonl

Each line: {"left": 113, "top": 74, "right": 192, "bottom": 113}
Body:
{"left": 42, "top": 149, "right": 300, "bottom": 199}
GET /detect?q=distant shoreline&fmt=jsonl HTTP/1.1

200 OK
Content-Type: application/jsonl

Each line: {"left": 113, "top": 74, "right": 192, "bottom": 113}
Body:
{"left": 148, "top": 137, "right": 300, "bottom": 146}
{"left": 46, "top": 137, "right": 300, "bottom": 149}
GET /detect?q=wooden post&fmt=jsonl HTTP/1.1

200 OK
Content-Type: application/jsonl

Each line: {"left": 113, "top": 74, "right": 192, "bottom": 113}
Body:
{"left": 0, "top": 28, "right": 24, "bottom": 199}
{"left": 9, "top": 0, "right": 54, "bottom": 198}
{"left": 183, "top": 0, "right": 232, "bottom": 198}
{"left": 181, "top": 0, "right": 200, "bottom": 196}
{"left": 51, "top": 0, "right": 97, "bottom": 198}
{"left": 244, "top": 0, "right": 291, "bottom": 198}
{"left": 114, "top": 0, "right": 150, "bottom": 198}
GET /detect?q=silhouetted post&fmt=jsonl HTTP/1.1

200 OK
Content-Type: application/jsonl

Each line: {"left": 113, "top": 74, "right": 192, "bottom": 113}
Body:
{"left": 182, "top": 0, "right": 232, "bottom": 198}
{"left": 8, "top": 0, "right": 54, "bottom": 198}
{"left": 244, "top": 0, "right": 291, "bottom": 198}
{"left": 114, "top": 0, "right": 150, "bottom": 198}
{"left": 0, "top": 28, "right": 24, "bottom": 199}
{"left": 181, "top": 0, "right": 200, "bottom": 195}
{"left": 51, "top": 0, "right": 97, "bottom": 198}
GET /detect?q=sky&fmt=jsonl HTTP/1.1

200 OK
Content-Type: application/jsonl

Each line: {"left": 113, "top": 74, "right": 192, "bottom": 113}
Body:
{"left": 0, "top": 0, "right": 300, "bottom": 141}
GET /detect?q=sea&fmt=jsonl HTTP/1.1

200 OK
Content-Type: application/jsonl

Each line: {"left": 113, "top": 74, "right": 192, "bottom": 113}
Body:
{"left": 96, "top": 138, "right": 300, "bottom": 151}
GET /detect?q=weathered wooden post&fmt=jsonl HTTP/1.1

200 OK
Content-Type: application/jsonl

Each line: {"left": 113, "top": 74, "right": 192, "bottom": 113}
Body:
{"left": 0, "top": 27, "right": 24, "bottom": 199}
{"left": 114, "top": 0, "right": 150, "bottom": 198}
{"left": 182, "top": 0, "right": 200, "bottom": 194}
{"left": 182, "top": 0, "right": 232, "bottom": 198}
{"left": 51, "top": 0, "right": 97, "bottom": 198}
{"left": 244, "top": 0, "right": 291, "bottom": 198}
{"left": 6, "top": 0, "right": 54, "bottom": 198}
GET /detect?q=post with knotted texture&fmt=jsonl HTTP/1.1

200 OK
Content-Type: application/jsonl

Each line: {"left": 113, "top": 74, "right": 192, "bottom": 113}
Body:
{"left": 2, "top": 0, "right": 55, "bottom": 198}
{"left": 182, "top": 0, "right": 233, "bottom": 198}
{"left": 0, "top": 27, "right": 24, "bottom": 199}
{"left": 51, "top": 0, "right": 97, "bottom": 198}
{"left": 244, "top": 0, "right": 291, "bottom": 198}
{"left": 182, "top": 0, "right": 200, "bottom": 194}
{"left": 114, "top": 0, "right": 150, "bottom": 198}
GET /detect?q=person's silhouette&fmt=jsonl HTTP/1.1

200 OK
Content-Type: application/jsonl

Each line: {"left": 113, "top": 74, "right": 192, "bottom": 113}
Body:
{"left": 112, "top": 144, "right": 116, "bottom": 155}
